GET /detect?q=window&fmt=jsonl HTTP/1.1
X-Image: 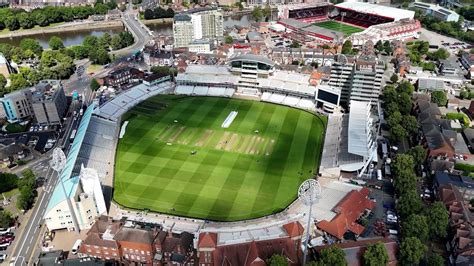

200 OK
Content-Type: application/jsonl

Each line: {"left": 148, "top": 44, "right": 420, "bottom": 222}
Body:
{"left": 113, "top": 253, "right": 117, "bottom": 256}
{"left": 141, "top": 250, "right": 144, "bottom": 255}
{"left": 60, "top": 222, "right": 65, "bottom": 225}
{"left": 125, "top": 254, "right": 129, "bottom": 259}
{"left": 124, "top": 248, "right": 127, "bottom": 252}
{"left": 87, "top": 249, "right": 92, "bottom": 253}
{"left": 103, "top": 247, "right": 108, "bottom": 250}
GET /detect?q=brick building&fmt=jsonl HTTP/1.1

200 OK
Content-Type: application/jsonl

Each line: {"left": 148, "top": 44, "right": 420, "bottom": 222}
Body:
{"left": 78, "top": 216, "right": 121, "bottom": 261}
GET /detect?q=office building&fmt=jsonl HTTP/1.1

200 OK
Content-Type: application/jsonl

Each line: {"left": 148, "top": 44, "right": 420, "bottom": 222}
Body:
{"left": 30, "top": 80, "right": 67, "bottom": 126}
{"left": 173, "top": 8, "right": 223, "bottom": 48}
{"left": 328, "top": 55, "right": 383, "bottom": 107}
{"left": 0, "top": 89, "right": 33, "bottom": 123}
{"left": 411, "top": 2, "right": 460, "bottom": 22}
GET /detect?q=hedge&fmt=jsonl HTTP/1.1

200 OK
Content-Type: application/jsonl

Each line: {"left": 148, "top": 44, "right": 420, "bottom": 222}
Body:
{"left": 454, "top": 163, "right": 474, "bottom": 172}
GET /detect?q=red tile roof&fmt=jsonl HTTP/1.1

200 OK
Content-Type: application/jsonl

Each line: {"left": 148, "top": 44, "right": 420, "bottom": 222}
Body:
{"left": 315, "top": 238, "right": 398, "bottom": 266}
{"left": 210, "top": 238, "right": 299, "bottom": 266}
{"left": 317, "top": 188, "right": 375, "bottom": 239}
{"left": 283, "top": 222, "right": 304, "bottom": 238}
{"left": 198, "top": 232, "right": 218, "bottom": 248}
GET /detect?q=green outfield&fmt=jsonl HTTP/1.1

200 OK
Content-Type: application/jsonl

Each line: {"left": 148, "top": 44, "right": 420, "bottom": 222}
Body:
{"left": 114, "top": 96, "right": 326, "bottom": 221}
{"left": 313, "top": 20, "right": 364, "bottom": 35}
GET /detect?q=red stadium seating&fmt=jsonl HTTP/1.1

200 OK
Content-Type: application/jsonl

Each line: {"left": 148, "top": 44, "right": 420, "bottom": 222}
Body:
{"left": 332, "top": 9, "right": 393, "bottom": 28}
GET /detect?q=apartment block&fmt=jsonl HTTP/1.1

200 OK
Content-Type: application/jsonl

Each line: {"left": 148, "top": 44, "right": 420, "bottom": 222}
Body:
{"left": 328, "top": 55, "right": 383, "bottom": 107}
{"left": 30, "top": 80, "right": 67, "bottom": 125}
{"left": 173, "top": 7, "right": 223, "bottom": 48}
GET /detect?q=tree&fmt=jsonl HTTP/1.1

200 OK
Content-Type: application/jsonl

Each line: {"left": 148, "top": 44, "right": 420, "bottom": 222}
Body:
{"left": 431, "top": 91, "right": 447, "bottom": 107}
{"left": 427, "top": 253, "right": 444, "bottom": 266}
{"left": 341, "top": 40, "right": 353, "bottom": 55}
{"left": 403, "top": 115, "right": 419, "bottom": 136}
{"left": 48, "top": 36, "right": 64, "bottom": 50}
{"left": 70, "top": 45, "right": 89, "bottom": 59}
{"left": 18, "top": 12, "right": 35, "bottom": 29}
{"left": 363, "top": 242, "right": 388, "bottom": 266}
{"left": 267, "top": 254, "right": 288, "bottom": 266}
{"left": 144, "top": 8, "right": 155, "bottom": 19}
{"left": 153, "top": 7, "right": 166, "bottom": 19}
{"left": 90, "top": 78, "right": 100, "bottom": 91}
{"left": 390, "top": 124, "right": 407, "bottom": 143}
{"left": 399, "top": 237, "right": 427, "bottom": 266}
{"left": 407, "top": 145, "right": 425, "bottom": 169}
{"left": 460, "top": 89, "right": 470, "bottom": 100}
{"left": 375, "top": 40, "right": 384, "bottom": 53}
{"left": 290, "top": 40, "right": 301, "bottom": 48}
{"left": 0, "top": 173, "right": 18, "bottom": 193}
{"left": 252, "top": 6, "right": 263, "bottom": 21}
{"left": 118, "top": 32, "right": 134, "bottom": 47}
{"left": 17, "top": 169, "right": 36, "bottom": 211}
{"left": 89, "top": 48, "right": 110, "bottom": 65}
{"left": 5, "top": 16, "right": 20, "bottom": 31}
{"left": 390, "top": 73, "right": 398, "bottom": 84}
{"left": 99, "top": 32, "right": 111, "bottom": 49}
{"left": 8, "top": 73, "right": 29, "bottom": 91}
{"left": 0, "top": 211, "right": 14, "bottom": 228}
{"left": 397, "top": 81, "right": 414, "bottom": 95}
{"left": 426, "top": 201, "right": 449, "bottom": 239}
{"left": 20, "top": 38, "right": 43, "bottom": 56}
{"left": 397, "top": 93, "right": 412, "bottom": 115}
{"left": 394, "top": 171, "right": 417, "bottom": 195}
{"left": 396, "top": 189, "right": 422, "bottom": 218}
{"left": 83, "top": 35, "right": 99, "bottom": 48}
{"left": 0, "top": 74, "right": 6, "bottom": 91}
{"left": 387, "top": 111, "right": 402, "bottom": 128}
{"left": 402, "top": 214, "right": 429, "bottom": 241}
{"left": 225, "top": 36, "right": 234, "bottom": 44}
{"left": 392, "top": 154, "right": 415, "bottom": 177}
{"left": 111, "top": 35, "right": 122, "bottom": 50}
{"left": 318, "top": 246, "right": 347, "bottom": 266}
{"left": 262, "top": 4, "right": 271, "bottom": 21}
{"left": 383, "top": 40, "right": 392, "bottom": 55}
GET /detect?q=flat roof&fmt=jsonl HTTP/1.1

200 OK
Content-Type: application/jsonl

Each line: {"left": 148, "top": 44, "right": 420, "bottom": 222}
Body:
{"left": 335, "top": 2, "right": 414, "bottom": 21}
{"left": 229, "top": 54, "right": 275, "bottom": 67}
{"left": 348, "top": 101, "right": 371, "bottom": 158}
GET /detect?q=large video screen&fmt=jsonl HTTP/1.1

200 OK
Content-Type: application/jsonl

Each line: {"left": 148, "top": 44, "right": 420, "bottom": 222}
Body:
{"left": 317, "top": 89, "right": 339, "bottom": 105}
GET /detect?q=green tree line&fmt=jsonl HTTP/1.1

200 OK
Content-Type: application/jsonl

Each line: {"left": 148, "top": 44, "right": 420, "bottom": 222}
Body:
{"left": 0, "top": 2, "right": 117, "bottom": 32}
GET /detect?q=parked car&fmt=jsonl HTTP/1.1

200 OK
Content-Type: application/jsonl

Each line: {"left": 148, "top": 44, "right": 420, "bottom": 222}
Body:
{"left": 0, "top": 253, "right": 6, "bottom": 262}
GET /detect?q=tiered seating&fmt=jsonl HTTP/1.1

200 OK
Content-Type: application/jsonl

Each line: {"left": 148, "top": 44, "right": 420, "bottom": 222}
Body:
{"left": 75, "top": 116, "right": 118, "bottom": 178}
{"left": 269, "top": 93, "right": 285, "bottom": 104}
{"left": 224, "top": 88, "right": 235, "bottom": 97}
{"left": 334, "top": 9, "right": 393, "bottom": 28}
{"left": 208, "top": 87, "right": 227, "bottom": 96}
{"left": 176, "top": 85, "right": 194, "bottom": 95}
{"left": 290, "top": 6, "right": 328, "bottom": 20}
{"left": 193, "top": 86, "right": 209, "bottom": 95}
{"left": 283, "top": 96, "right": 300, "bottom": 106}
{"left": 297, "top": 98, "right": 315, "bottom": 110}
{"left": 96, "top": 81, "right": 174, "bottom": 121}
{"left": 261, "top": 92, "right": 272, "bottom": 101}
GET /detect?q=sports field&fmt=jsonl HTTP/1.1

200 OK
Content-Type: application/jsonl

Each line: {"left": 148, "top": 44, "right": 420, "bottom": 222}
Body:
{"left": 114, "top": 96, "right": 326, "bottom": 221}
{"left": 313, "top": 20, "right": 364, "bottom": 35}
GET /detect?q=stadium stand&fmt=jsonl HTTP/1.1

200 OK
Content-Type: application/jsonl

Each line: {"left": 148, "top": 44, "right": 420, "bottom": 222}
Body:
{"left": 279, "top": 2, "right": 331, "bottom": 22}
{"left": 332, "top": 2, "right": 414, "bottom": 28}
{"left": 175, "top": 85, "right": 236, "bottom": 97}
{"left": 95, "top": 81, "right": 174, "bottom": 121}
{"left": 193, "top": 86, "right": 209, "bottom": 96}
{"left": 348, "top": 19, "right": 421, "bottom": 46}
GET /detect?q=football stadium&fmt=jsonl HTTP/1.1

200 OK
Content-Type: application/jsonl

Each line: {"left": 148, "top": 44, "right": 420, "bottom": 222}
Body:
{"left": 113, "top": 96, "right": 326, "bottom": 221}
{"left": 277, "top": 1, "right": 415, "bottom": 42}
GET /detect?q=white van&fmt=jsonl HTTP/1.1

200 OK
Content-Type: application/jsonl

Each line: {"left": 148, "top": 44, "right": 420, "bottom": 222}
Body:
{"left": 377, "top": 170, "right": 383, "bottom": 181}
{"left": 71, "top": 239, "right": 82, "bottom": 255}
{"left": 389, "top": 229, "right": 398, "bottom": 235}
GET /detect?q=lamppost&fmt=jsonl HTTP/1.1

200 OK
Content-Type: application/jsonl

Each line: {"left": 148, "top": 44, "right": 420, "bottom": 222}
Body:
{"left": 298, "top": 179, "right": 321, "bottom": 266}
{"left": 50, "top": 148, "right": 80, "bottom": 233}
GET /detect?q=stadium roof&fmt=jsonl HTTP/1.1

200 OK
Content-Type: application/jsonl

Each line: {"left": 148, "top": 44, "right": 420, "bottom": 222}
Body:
{"left": 46, "top": 103, "right": 95, "bottom": 213}
{"left": 348, "top": 101, "right": 372, "bottom": 158}
{"left": 335, "top": 2, "right": 414, "bottom": 21}
{"left": 229, "top": 54, "right": 275, "bottom": 67}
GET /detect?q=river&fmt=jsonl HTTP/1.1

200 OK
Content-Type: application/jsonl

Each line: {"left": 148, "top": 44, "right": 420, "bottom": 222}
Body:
{"left": 0, "top": 14, "right": 253, "bottom": 48}
{"left": 1, "top": 28, "right": 123, "bottom": 48}
{"left": 145, "top": 14, "right": 253, "bottom": 36}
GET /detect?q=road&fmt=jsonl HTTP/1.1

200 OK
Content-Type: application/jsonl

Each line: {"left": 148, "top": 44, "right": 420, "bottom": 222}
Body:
{"left": 7, "top": 101, "right": 83, "bottom": 266}
{"left": 112, "top": 3, "right": 152, "bottom": 56}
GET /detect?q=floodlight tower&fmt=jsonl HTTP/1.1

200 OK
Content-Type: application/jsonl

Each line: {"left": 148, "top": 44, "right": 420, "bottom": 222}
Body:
{"left": 298, "top": 179, "right": 321, "bottom": 266}
{"left": 50, "top": 148, "right": 80, "bottom": 233}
